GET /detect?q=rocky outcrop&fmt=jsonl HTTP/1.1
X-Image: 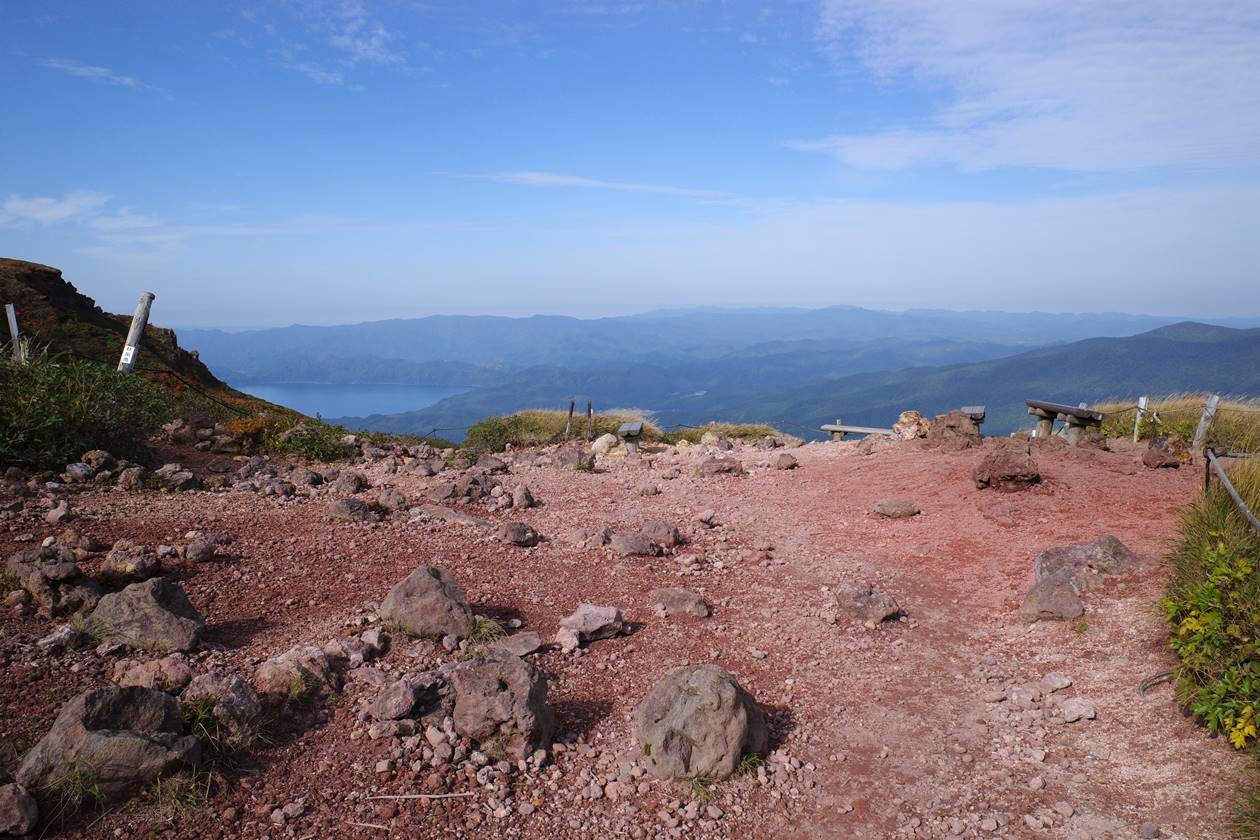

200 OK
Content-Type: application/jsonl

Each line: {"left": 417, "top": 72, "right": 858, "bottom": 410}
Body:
{"left": 379, "top": 565, "right": 475, "bottom": 640}
{"left": 634, "top": 665, "right": 768, "bottom": 781}
{"left": 1019, "top": 536, "right": 1136, "bottom": 623}
{"left": 16, "top": 685, "right": 200, "bottom": 801}
{"left": 0, "top": 783, "right": 38, "bottom": 836}
{"left": 556, "top": 604, "right": 627, "bottom": 652}
{"left": 6, "top": 546, "right": 100, "bottom": 616}
{"left": 925, "top": 411, "right": 982, "bottom": 451}
{"left": 98, "top": 540, "right": 160, "bottom": 585}
{"left": 834, "top": 582, "right": 901, "bottom": 624}
{"left": 648, "top": 587, "right": 712, "bottom": 618}
{"left": 251, "top": 645, "right": 338, "bottom": 703}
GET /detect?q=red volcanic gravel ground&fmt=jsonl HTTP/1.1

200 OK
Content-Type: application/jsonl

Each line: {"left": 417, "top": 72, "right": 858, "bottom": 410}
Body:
{"left": 0, "top": 435, "right": 1247, "bottom": 839}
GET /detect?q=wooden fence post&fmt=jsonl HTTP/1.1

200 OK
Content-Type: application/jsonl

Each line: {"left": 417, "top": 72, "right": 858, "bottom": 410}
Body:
{"left": 1191, "top": 394, "right": 1221, "bottom": 458}
{"left": 1132, "top": 395, "right": 1148, "bottom": 443}
{"left": 117, "top": 292, "right": 155, "bottom": 373}
{"left": 585, "top": 401, "right": 594, "bottom": 441}
{"left": 564, "top": 400, "right": 575, "bottom": 441}
{"left": 4, "top": 303, "right": 23, "bottom": 363}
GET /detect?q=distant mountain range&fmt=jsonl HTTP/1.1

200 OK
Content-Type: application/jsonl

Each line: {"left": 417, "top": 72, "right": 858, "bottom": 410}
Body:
{"left": 174, "top": 304, "right": 1260, "bottom": 442}
{"left": 324, "top": 322, "right": 1260, "bottom": 439}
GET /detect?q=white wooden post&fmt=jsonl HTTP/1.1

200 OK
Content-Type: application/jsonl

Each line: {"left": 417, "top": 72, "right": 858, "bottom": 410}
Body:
{"left": 1191, "top": 394, "right": 1221, "bottom": 457}
{"left": 1132, "top": 395, "right": 1148, "bottom": 443}
{"left": 117, "top": 292, "right": 155, "bottom": 373}
{"left": 4, "top": 303, "right": 23, "bottom": 363}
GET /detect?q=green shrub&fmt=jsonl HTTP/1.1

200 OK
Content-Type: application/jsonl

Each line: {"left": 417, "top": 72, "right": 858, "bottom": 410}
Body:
{"left": 1165, "top": 458, "right": 1260, "bottom": 750}
{"left": 0, "top": 350, "right": 173, "bottom": 469}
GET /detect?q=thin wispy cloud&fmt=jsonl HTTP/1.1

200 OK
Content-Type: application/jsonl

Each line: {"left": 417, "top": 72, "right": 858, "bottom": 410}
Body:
{"left": 39, "top": 58, "right": 152, "bottom": 90}
{"left": 487, "top": 171, "right": 733, "bottom": 200}
{"left": 0, "top": 191, "right": 111, "bottom": 226}
{"left": 800, "top": 0, "right": 1260, "bottom": 172}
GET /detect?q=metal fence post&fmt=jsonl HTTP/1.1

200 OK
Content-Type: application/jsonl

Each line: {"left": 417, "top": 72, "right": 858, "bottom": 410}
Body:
{"left": 117, "top": 292, "right": 155, "bottom": 373}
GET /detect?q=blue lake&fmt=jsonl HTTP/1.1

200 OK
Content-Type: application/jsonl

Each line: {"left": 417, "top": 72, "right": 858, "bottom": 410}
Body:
{"left": 234, "top": 383, "right": 468, "bottom": 420}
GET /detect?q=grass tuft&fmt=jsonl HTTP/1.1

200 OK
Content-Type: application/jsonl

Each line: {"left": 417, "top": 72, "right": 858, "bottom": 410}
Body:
{"left": 663, "top": 422, "right": 783, "bottom": 445}
{"left": 733, "top": 751, "right": 764, "bottom": 778}
{"left": 684, "top": 771, "right": 718, "bottom": 803}
{"left": 465, "top": 409, "right": 662, "bottom": 453}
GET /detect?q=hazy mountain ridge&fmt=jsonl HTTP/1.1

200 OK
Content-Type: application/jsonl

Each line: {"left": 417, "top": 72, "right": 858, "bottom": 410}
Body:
{"left": 331, "top": 322, "right": 1260, "bottom": 440}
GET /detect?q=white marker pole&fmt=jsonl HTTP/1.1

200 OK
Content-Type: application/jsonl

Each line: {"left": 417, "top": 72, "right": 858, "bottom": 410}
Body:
{"left": 1132, "top": 395, "right": 1148, "bottom": 443}
{"left": 1191, "top": 394, "right": 1221, "bottom": 459}
{"left": 118, "top": 292, "right": 156, "bottom": 373}
{"left": 4, "top": 303, "right": 23, "bottom": 363}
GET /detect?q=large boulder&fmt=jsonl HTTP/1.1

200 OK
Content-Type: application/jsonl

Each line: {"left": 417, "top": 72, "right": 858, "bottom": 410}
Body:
{"left": 89, "top": 578, "right": 204, "bottom": 652}
{"left": 6, "top": 546, "right": 100, "bottom": 616}
{"left": 926, "top": 411, "right": 982, "bottom": 451}
{"left": 610, "top": 532, "right": 662, "bottom": 557}
{"left": 972, "top": 440, "right": 1041, "bottom": 491}
{"left": 591, "top": 433, "right": 620, "bottom": 455}
{"left": 0, "top": 783, "right": 38, "bottom": 836}
{"left": 451, "top": 651, "right": 554, "bottom": 760}
{"left": 634, "top": 665, "right": 768, "bottom": 781}
{"left": 16, "top": 685, "right": 200, "bottom": 801}
{"left": 379, "top": 565, "right": 474, "bottom": 640}
{"left": 499, "top": 522, "right": 540, "bottom": 547}
{"left": 1033, "top": 535, "right": 1135, "bottom": 581}
{"left": 1019, "top": 536, "right": 1136, "bottom": 623}
{"left": 640, "top": 520, "right": 683, "bottom": 549}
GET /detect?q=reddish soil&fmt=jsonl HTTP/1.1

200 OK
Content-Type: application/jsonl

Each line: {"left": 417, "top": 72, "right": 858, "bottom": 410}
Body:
{"left": 0, "top": 435, "right": 1246, "bottom": 839}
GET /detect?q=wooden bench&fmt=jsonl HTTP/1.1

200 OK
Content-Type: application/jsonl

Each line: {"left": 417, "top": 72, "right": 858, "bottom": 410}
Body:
{"left": 821, "top": 407, "right": 986, "bottom": 441}
{"left": 1025, "top": 399, "right": 1104, "bottom": 445}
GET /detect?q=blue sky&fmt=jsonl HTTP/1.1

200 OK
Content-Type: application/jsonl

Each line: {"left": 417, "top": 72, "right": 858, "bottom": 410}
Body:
{"left": 2, "top": 1, "right": 1258, "bottom": 326}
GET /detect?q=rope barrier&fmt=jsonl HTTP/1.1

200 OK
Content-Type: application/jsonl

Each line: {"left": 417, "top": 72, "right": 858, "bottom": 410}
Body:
{"left": 1204, "top": 448, "right": 1260, "bottom": 534}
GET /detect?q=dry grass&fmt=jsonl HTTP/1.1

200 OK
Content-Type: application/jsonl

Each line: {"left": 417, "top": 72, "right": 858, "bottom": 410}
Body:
{"left": 663, "top": 421, "right": 783, "bottom": 445}
{"left": 464, "top": 408, "right": 663, "bottom": 452}
{"left": 1095, "top": 394, "right": 1260, "bottom": 453}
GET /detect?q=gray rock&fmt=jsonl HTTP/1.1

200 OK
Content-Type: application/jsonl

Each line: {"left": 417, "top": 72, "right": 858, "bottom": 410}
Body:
{"left": 369, "top": 678, "right": 420, "bottom": 721}
{"left": 6, "top": 546, "right": 100, "bottom": 616}
{"left": 452, "top": 650, "right": 554, "bottom": 760}
{"left": 774, "top": 453, "right": 798, "bottom": 470}
{"left": 37, "top": 624, "right": 78, "bottom": 655}
{"left": 1019, "top": 567, "right": 1087, "bottom": 623}
{"left": 99, "top": 540, "right": 160, "bottom": 585}
{"left": 925, "top": 411, "right": 982, "bottom": 451}
{"left": 558, "top": 604, "right": 627, "bottom": 652}
{"left": 633, "top": 664, "right": 768, "bottom": 780}
{"left": 591, "top": 433, "right": 620, "bottom": 455}
{"left": 512, "top": 485, "right": 535, "bottom": 509}
{"left": 834, "top": 582, "right": 901, "bottom": 624}
{"left": 874, "top": 498, "right": 920, "bottom": 519}
{"left": 641, "top": 520, "right": 684, "bottom": 549}
{"left": 333, "top": 471, "right": 368, "bottom": 494}
{"left": 116, "top": 466, "right": 147, "bottom": 491}
{"left": 377, "top": 488, "right": 408, "bottom": 512}
{"left": 500, "top": 522, "right": 541, "bottom": 547}
{"left": 695, "top": 458, "right": 743, "bottom": 477}
{"left": 90, "top": 578, "right": 204, "bottom": 652}
{"left": 251, "top": 645, "right": 338, "bottom": 703}
{"left": 489, "top": 631, "right": 543, "bottom": 658}
{"left": 1060, "top": 698, "right": 1096, "bottom": 723}
{"left": 610, "top": 532, "right": 661, "bottom": 557}
{"left": 113, "top": 655, "right": 193, "bottom": 693}
{"left": 329, "top": 497, "right": 377, "bottom": 522}
{"left": 648, "top": 588, "right": 712, "bottom": 618}
{"left": 973, "top": 440, "right": 1041, "bottom": 491}
{"left": 0, "top": 783, "right": 38, "bottom": 836}
{"left": 1033, "top": 535, "right": 1135, "bottom": 582}
{"left": 16, "top": 685, "right": 200, "bottom": 801}
{"left": 379, "top": 565, "right": 475, "bottom": 640}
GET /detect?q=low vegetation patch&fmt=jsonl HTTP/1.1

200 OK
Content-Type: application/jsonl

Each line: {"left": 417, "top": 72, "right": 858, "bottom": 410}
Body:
{"left": 663, "top": 421, "right": 782, "bottom": 445}
{"left": 465, "top": 409, "right": 662, "bottom": 452}
{"left": 0, "top": 348, "right": 174, "bottom": 469}
{"left": 1096, "top": 394, "right": 1260, "bottom": 453}
{"left": 1166, "top": 457, "right": 1260, "bottom": 749}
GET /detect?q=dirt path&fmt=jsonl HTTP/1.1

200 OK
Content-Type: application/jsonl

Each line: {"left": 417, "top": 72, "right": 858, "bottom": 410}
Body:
{"left": 1, "top": 436, "right": 1248, "bottom": 839}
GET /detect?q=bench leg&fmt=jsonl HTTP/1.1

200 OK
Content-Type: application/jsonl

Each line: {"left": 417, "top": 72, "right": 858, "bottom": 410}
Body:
{"left": 1034, "top": 417, "right": 1053, "bottom": 438}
